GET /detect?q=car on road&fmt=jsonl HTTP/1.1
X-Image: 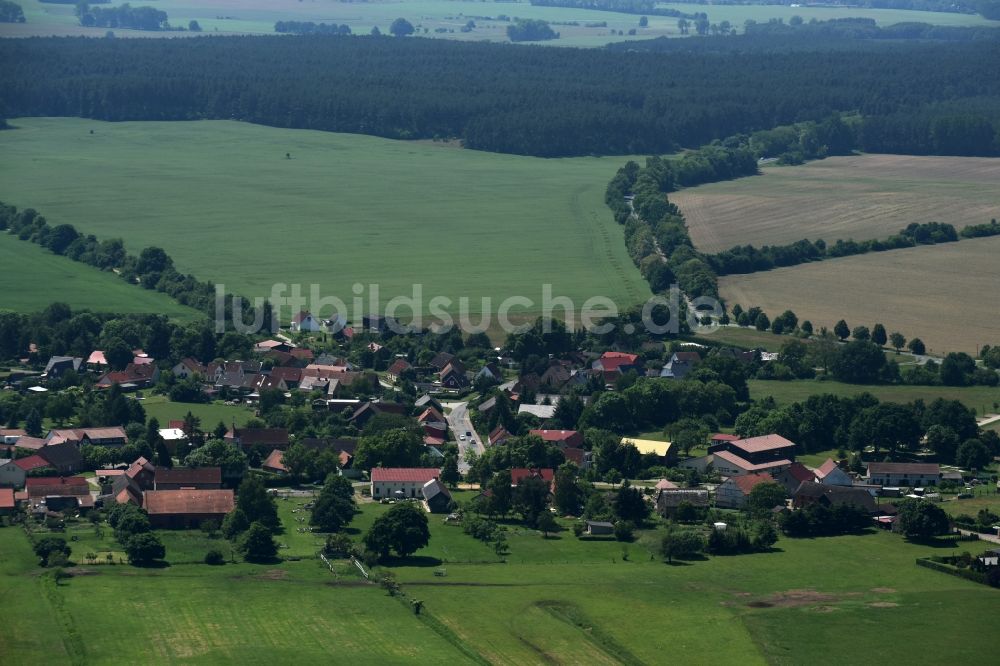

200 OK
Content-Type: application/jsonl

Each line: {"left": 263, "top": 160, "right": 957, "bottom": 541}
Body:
{"left": 459, "top": 434, "right": 466, "bottom": 440}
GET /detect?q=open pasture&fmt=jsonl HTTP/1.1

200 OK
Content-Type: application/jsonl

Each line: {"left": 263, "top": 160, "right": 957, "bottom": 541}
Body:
{"left": 749, "top": 379, "right": 1000, "bottom": 414}
{"left": 3, "top": 495, "right": 1000, "bottom": 664}
{"left": 674, "top": 155, "right": 1000, "bottom": 254}
{"left": 0, "top": 229, "right": 200, "bottom": 317}
{"left": 4, "top": 0, "right": 996, "bottom": 43}
{"left": 0, "top": 117, "right": 648, "bottom": 321}
{"left": 720, "top": 235, "right": 1000, "bottom": 355}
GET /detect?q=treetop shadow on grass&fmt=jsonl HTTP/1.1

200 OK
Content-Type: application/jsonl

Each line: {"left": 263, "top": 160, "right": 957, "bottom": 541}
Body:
{"left": 380, "top": 555, "right": 443, "bottom": 568}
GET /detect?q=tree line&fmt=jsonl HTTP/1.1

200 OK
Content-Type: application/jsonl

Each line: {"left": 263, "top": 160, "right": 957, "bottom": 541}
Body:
{"left": 529, "top": 0, "right": 706, "bottom": 19}
{"left": 743, "top": 17, "right": 1000, "bottom": 41}
{"left": 2, "top": 34, "right": 999, "bottom": 157}
{"left": 0, "top": 201, "right": 254, "bottom": 323}
{"left": 274, "top": 21, "right": 352, "bottom": 35}
{"left": 0, "top": 0, "right": 24, "bottom": 22}
{"left": 705, "top": 221, "right": 972, "bottom": 276}
{"left": 75, "top": 2, "right": 169, "bottom": 31}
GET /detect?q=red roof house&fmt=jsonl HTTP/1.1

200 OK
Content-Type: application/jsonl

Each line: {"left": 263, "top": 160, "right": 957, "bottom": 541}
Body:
{"left": 529, "top": 429, "right": 584, "bottom": 449}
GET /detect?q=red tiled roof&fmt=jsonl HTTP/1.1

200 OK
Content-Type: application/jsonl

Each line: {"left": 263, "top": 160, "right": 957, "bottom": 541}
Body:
{"left": 711, "top": 433, "right": 740, "bottom": 442}
{"left": 370, "top": 468, "right": 440, "bottom": 483}
{"left": 713, "top": 450, "right": 792, "bottom": 472}
{"left": 598, "top": 351, "right": 638, "bottom": 371}
{"left": 563, "top": 447, "right": 585, "bottom": 466}
{"left": 13, "top": 454, "right": 51, "bottom": 471}
{"left": 510, "top": 468, "right": 555, "bottom": 485}
{"left": 262, "top": 449, "right": 287, "bottom": 472}
{"left": 25, "top": 476, "right": 90, "bottom": 497}
{"left": 783, "top": 462, "right": 815, "bottom": 484}
{"left": 655, "top": 478, "right": 678, "bottom": 490}
{"left": 0, "top": 488, "right": 14, "bottom": 509}
{"left": 730, "top": 434, "right": 796, "bottom": 454}
{"left": 144, "top": 489, "right": 235, "bottom": 515}
{"left": 730, "top": 472, "right": 775, "bottom": 495}
{"left": 529, "top": 430, "right": 583, "bottom": 447}
{"left": 815, "top": 459, "right": 840, "bottom": 479}
{"left": 155, "top": 467, "right": 222, "bottom": 486}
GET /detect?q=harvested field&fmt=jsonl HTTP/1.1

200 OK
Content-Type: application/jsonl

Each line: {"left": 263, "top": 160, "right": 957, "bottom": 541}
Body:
{"left": 719, "top": 235, "right": 1000, "bottom": 355}
{"left": 673, "top": 155, "right": 1000, "bottom": 253}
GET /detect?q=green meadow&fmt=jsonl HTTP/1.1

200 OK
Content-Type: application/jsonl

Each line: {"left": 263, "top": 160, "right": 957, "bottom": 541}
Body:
{"left": 750, "top": 378, "right": 1000, "bottom": 413}
{"left": 4, "top": 491, "right": 998, "bottom": 665}
{"left": 5, "top": 0, "right": 996, "bottom": 44}
{"left": 0, "top": 229, "right": 200, "bottom": 318}
{"left": 139, "top": 395, "right": 255, "bottom": 430}
{"left": 0, "top": 117, "right": 648, "bottom": 322}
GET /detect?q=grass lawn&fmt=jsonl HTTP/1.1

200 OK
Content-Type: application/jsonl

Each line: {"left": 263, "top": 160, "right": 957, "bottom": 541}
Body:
{"left": 0, "top": 118, "right": 649, "bottom": 323}
{"left": 0, "top": 230, "right": 200, "bottom": 318}
{"left": 5, "top": 0, "right": 995, "bottom": 42}
{"left": 4, "top": 490, "right": 1000, "bottom": 664}
{"left": 750, "top": 378, "right": 1000, "bottom": 413}
{"left": 139, "top": 394, "right": 255, "bottom": 431}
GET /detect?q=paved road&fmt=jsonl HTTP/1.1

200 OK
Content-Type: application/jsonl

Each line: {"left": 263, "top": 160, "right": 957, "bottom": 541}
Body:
{"left": 958, "top": 528, "right": 1000, "bottom": 544}
{"left": 977, "top": 414, "right": 1000, "bottom": 428}
{"left": 442, "top": 401, "right": 484, "bottom": 473}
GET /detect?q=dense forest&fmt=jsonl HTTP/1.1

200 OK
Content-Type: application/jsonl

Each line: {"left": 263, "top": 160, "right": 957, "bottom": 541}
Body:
{"left": 2, "top": 35, "right": 999, "bottom": 157}
{"left": 529, "top": 0, "right": 705, "bottom": 19}
{"left": 75, "top": 3, "right": 169, "bottom": 30}
{"left": 743, "top": 17, "right": 1000, "bottom": 40}
{"left": 667, "top": 0, "right": 999, "bottom": 18}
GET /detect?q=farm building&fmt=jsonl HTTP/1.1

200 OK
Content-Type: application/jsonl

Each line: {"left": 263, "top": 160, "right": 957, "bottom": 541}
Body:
{"left": 371, "top": 468, "right": 441, "bottom": 499}
{"left": 864, "top": 462, "right": 941, "bottom": 487}
{"left": 144, "top": 489, "right": 235, "bottom": 528}
{"left": 290, "top": 310, "right": 324, "bottom": 332}
{"left": 153, "top": 467, "right": 223, "bottom": 490}
{"left": 792, "top": 482, "right": 877, "bottom": 513}
{"left": 262, "top": 450, "right": 288, "bottom": 475}
{"left": 656, "top": 488, "right": 710, "bottom": 517}
{"left": 0, "top": 487, "right": 14, "bottom": 515}
{"left": 47, "top": 427, "right": 128, "bottom": 448}
{"left": 773, "top": 463, "right": 816, "bottom": 494}
{"left": 711, "top": 450, "right": 792, "bottom": 477}
{"left": 620, "top": 437, "right": 676, "bottom": 463}
{"left": 422, "top": 478, "right": 452, "bottom": 513}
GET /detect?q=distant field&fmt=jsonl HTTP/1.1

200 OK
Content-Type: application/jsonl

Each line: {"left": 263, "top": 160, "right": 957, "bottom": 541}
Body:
{"left": 0, "top": 118, "right": 648, "bottom": 323}
{"left": 750, "top": 379, "right": 1000, "bottom": 414}
{"left": 0, "top": 229, "right": 200, "bottom": 318}
{"left": 720, "top": 235, "right": 1000, "bottom": 355}
{"left": 674, "top": 155, "right": 1000, "bottom": 254}
{"left": 3, "top": 0, "right": 995, "bottom": 44}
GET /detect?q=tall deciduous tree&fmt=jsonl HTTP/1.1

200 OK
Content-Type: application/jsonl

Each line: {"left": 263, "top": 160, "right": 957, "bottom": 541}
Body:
{"left": 364, "top": 502, "right": 430, "bottom": 559}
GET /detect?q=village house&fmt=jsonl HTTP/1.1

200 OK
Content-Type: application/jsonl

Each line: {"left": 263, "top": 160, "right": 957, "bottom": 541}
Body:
{"left": 592, "top": 351, "right": 640, "bottom": 374}
{"left": 476, "top": 363, "right": 503, "bottom": 386}
{"left": 125, "top": 456, "right": 157, "bottom": 490}
{"left": 96, "top": 362, "right": 160, "bottom": 390}
{"left": 511, "top": 468, "right": 556, "bottom": 492}
{"left": 144, "top": 489, "right": 235, "bottom": 528}
{"left": 370, "top": 468, "right": 441, "bottom": 499}
{"left": 815, "top": 458, "right": 853, "bottom": 486}
{"left": 715, "top": 472, "right": 775, "bottom": 509}
{"left": 153, "top": 467, "right": 223, "bottom": 490}
{"left": 386, "top": 358, "right": 412, "bottom": 383}
{"left": 0, "top": 458, "right": 27, "bottom": 487}
{"left": 865, "top": 462, "right": 941, "bottom": 487}
{"left": 530, "top": 429, "right": 584, "bottom": 449}
{"left": 349, "top": 402, "right": 408, "bottom": 429}
{"left": 86, "top": 350, "right": 109, "bottom": 371}
{"left": 0, "top": 428, "right": 27, "bottom": 445}
{"left": 0, "top": 487, "right": 15, "bottom": 516}
{"left": 290, "top": 310, "right": 324, "bottom": 332}
{"left": 488, "top": 426, "right": 511, "bottom": 447}
{"left": 659, "top": 351, "right": 701, "bottom": 379}
{"left": 13, "top": 454, "right": 52, "bottom": 475}
{"left": 773, "top": 462, "right": 816, "bottom": 494}
{"left": 172, "top": 357, "right": 206, "bottom": 379}
{"left": 440, "top": 362, "right": 470, "bottom": 390}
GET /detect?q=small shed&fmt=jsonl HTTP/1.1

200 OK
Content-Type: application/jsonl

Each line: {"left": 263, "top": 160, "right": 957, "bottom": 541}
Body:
{"left": 585, "top": 520, "right": 615, "bottom": 536}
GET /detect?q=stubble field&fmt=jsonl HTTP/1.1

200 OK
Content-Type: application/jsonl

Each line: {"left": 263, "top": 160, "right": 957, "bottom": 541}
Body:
{"left": 719, "top": 235, "right": 1000, "bottom": 355}
{"left": 673, "top": 155, "right": 1000, "bottom": 254}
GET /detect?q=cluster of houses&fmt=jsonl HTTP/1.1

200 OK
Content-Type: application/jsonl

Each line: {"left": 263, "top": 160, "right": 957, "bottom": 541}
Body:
{"left": 654, "top": 432, "right": 953, "bottom": 529}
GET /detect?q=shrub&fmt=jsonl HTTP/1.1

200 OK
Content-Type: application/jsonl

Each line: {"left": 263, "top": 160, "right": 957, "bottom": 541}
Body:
{"left": 204, "top": 549, "right": 226, "bottom": 565}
